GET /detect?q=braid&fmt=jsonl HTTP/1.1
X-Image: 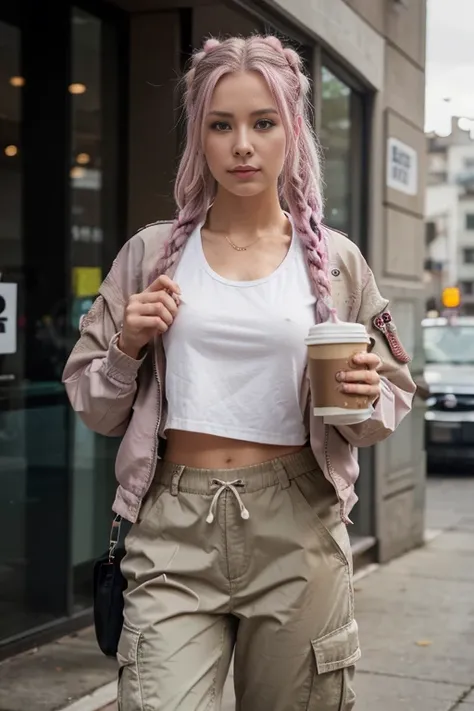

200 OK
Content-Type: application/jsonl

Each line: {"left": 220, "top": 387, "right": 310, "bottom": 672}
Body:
{"left": 286, "top": 184, "right": 331, "bottom": 322}
{"left": 258, "top": 38, "right": 331, "bottom": 321}
{"left": 153, "top": 201, "right": 205, "bottom": 282}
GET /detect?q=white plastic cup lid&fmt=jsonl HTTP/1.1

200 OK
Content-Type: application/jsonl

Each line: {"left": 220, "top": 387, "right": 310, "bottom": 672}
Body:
{"left": 305, "top": 320, "right": 369, "bottom": 346}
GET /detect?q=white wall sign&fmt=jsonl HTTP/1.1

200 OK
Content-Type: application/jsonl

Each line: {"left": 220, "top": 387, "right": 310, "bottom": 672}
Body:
{"left": 0, "top": 283, "right": 18, "bottom": 354}
{"left": 387, "top": 137, "right": 418, "bottom": 196}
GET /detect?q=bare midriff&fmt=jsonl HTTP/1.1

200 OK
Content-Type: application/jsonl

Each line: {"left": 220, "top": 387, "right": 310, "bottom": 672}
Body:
{"left": 164, "top": 430, "right": 304, "bottom": 469}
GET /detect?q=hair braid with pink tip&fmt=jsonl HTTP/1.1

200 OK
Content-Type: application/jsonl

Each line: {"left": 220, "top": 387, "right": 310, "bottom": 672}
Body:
{"left": 153, "top": 35, "right": 331, "bottom": 319}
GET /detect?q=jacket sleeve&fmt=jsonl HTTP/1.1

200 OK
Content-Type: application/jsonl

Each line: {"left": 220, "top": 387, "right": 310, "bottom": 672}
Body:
{"left": 62, "top": 239, "right": 146, "bottom": 436}
{"left": 335, "top": 268, "right": 416, "bottom": 447}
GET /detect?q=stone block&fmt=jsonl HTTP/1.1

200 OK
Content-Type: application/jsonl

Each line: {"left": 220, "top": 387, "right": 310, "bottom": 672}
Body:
{"left": 385, "top": 45, "right": 425, "bottom": 129}
{"left": 386, "top": 0, "right": 426, "bottom": 69}
{"left": 385, "top": 209, "right": 424, "bottom": 279}
{"left": 343, "top": 0, "right": 385, "bottom": 33}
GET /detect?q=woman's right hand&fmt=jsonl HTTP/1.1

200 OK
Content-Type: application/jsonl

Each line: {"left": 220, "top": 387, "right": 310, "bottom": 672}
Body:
{"left": 118, "top": 275, "right": 181, "bottom": 359}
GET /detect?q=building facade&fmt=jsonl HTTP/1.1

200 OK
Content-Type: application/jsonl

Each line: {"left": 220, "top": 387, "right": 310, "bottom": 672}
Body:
{"left": 426, "top": 118, "right": 474, "bottom": 314}
{"left": 0, "top": 0, "right": 427, "bottom": 655}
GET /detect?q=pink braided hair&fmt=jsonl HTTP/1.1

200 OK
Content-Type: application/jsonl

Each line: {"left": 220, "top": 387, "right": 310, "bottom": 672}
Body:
{"left": 153, "top": 35, "right": 332, "bottom": 320}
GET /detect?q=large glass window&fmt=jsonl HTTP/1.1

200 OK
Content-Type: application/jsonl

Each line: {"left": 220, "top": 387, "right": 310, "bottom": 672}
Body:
{"left": 320, "top": 66, "right": 366, "bottom": 247}
{"left": 0, "top": 3, "right": 125, "bottom": 647}
{"left": 320, "top": 67, "right": 351, "bottom": 234}
{"left": 0, "top": 19, "right": 43, "bottom": 640}
{"left": 69, "top": 7, "right": 122, "bottom": 612}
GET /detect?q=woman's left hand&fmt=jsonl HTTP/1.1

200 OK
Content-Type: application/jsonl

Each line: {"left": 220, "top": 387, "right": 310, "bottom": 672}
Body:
{"left": 336, "top": 352, "right": 382, "bottom": 404}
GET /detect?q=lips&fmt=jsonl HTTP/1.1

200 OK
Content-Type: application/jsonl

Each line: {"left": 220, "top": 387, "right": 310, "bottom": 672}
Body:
{"left": 229, "top": 166, "right": 260, "bottom": 177}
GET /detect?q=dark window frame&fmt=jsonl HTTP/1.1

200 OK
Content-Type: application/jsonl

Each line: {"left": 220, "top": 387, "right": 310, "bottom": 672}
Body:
{"left": 464, "top": 248, "right": 474, "bottom": 264}
{"left": 460, "top": 280, "right": 474, "bottom": 296}
{"left": 465, "top": 213, "right": 474, "bottom": 230}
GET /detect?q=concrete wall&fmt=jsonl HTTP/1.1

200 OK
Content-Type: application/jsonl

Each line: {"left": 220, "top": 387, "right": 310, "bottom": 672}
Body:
{"left": 192, "top": 2, "right": 259, "bottom": 42}
{"left": 128, "top": 11, "right": 182, "bottom": 232}
{"left": 365, "top": 0, "right": 427, "bottom": 562}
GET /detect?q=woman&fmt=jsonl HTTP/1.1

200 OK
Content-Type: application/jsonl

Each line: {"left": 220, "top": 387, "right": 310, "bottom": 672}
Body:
{"left": 63, "top": 35, "right": 415, "bottom": 711}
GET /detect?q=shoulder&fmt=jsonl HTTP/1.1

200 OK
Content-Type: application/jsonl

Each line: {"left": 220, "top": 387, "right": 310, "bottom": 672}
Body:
{"left": 324, "top": 225, "right": 364, "bottom": 263}
{"left": 122, "top": 219, "right": 173, "bottom": 273}
{"left": 129, "top": 220, "right": 173, "bottom": 256}
{"left": 324, "top": 225, "right": 370, "bottom": 287}
{"left": 105, "top": 220, "right": 173, "bottom": 298}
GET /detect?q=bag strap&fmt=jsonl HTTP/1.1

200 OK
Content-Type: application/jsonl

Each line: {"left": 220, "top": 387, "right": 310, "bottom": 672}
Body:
{"left": 108, "top": 514, "right": 123, "bottom": 562}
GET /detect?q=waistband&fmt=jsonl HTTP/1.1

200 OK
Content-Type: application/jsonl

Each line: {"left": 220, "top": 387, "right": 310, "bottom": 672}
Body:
{"left": 156, "top": 447, "right": 320, "bottom": 496}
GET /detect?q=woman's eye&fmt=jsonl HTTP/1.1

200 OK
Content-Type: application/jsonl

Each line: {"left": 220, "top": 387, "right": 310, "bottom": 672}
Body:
{"left": 255, "top": 119, "right": 275, "bottom": 130}
{"left": 211, "top": 121, "right": 231, "bottom": 131}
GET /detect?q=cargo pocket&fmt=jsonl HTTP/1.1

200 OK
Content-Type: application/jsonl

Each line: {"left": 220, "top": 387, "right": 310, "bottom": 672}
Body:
{"left": 117, "top": 623, "right": 144, "bottom": 711}
{"left": 290, "top": 472, "right": 352, "bottom": 569}
{"left": 308, "top": 618, "right": 361, "bottom": 711}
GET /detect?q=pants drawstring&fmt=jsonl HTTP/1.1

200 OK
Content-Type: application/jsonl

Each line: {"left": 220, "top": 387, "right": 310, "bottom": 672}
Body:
{"left": 206, "top": 478, "right": 249, "bottom": 524}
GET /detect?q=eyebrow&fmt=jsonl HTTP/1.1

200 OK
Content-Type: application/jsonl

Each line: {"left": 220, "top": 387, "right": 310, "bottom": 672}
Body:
{"left": 207, "top": 108, "right": 279, "bottom": 118}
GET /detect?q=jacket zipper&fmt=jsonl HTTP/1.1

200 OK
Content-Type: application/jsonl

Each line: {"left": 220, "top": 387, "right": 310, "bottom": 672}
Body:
{"left": 147, "top": 343, "right": 162, "bottom": 495}
{"left": 323, "top": 424, "right": 351, "bottom": 525}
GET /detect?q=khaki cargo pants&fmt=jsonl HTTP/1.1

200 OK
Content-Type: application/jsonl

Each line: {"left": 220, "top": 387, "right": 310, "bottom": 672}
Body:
{"left": 118, "top": 448, "right": 360, "bottom": 711}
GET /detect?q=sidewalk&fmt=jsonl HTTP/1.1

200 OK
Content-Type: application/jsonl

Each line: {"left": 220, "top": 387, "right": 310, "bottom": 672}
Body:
{"left": 1, "top": 476, "right": 473, "bottom": 711}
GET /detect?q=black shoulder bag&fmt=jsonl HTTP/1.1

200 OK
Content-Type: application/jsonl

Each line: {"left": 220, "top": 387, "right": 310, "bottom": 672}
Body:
{"left": 93, "top": 515, "right": 127, "bottom": 657}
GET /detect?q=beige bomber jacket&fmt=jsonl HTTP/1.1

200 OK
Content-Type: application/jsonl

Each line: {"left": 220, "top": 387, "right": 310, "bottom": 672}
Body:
{"left": 62, "top": 221, "right": 416, "bottom": 524}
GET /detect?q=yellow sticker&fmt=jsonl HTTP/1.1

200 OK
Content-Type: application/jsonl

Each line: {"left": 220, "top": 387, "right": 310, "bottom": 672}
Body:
{"left": 72, "top": 267, "right": 102, "bottom": 297}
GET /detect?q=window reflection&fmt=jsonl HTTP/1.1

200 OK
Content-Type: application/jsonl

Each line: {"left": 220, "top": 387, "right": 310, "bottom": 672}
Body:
{"left": 70, "top": 8, "right": 119, "bottom": 611}
{"left": 70, "top": 8, "right": 103, "bottom": 328}
{"left": 320, "top": 67, "right": 352, "bottom": 234}
{"left": 0, "top": 20, "right": 22, "bottom": 285}
{"left": 0, "top": 19, "right": 37, "bottom": 640}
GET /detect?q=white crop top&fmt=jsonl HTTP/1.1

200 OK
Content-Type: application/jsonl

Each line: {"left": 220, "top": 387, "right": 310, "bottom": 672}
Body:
{"left": 162, "top": 219, "right": 316, "bottom": 445}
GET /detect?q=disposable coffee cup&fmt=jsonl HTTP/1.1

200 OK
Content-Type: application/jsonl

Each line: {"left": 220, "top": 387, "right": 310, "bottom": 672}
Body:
{"left": 305, "top": 318, "right": 372, "bottom": 426}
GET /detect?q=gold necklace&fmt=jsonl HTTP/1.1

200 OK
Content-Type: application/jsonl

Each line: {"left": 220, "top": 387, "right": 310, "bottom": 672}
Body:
{"left": 224, "top": 233, "right": 260, "bottom": 252}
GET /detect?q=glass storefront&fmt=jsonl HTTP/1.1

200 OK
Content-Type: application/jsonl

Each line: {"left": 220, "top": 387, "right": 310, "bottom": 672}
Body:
{"left": 320, "top": 64, "right": 367, "bottom": 250}
{"left": 69, "top": 6, "right": 123, "bottom": 613}
{"left": 0, "top": 16, "right": 32, "bottom": 641}
{"left": 320, "top": 66, "right": 352, "bottom": 234}
{"left": 0, "top": 2, "right": 126, "bottom": 652}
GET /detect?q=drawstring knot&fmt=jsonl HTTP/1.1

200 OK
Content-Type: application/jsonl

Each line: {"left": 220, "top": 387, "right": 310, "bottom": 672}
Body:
{"left": 206, "top": 478, "right": 249, "bottom": 524}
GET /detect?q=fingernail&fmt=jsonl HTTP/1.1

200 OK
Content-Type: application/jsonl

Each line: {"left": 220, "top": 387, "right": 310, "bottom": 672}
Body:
{"left": 336, "top": 371, "right": 344, "bottom": 382}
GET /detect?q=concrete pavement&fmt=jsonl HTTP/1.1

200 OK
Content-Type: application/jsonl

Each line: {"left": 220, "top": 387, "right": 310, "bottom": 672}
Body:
{"left": 1, "top": 475, "right": 473, "bottom": 711}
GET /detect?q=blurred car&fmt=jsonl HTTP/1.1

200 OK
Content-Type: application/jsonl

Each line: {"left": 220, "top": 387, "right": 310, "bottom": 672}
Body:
{"left": 422, "top": 315, "right": 474, "bottom": 471}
